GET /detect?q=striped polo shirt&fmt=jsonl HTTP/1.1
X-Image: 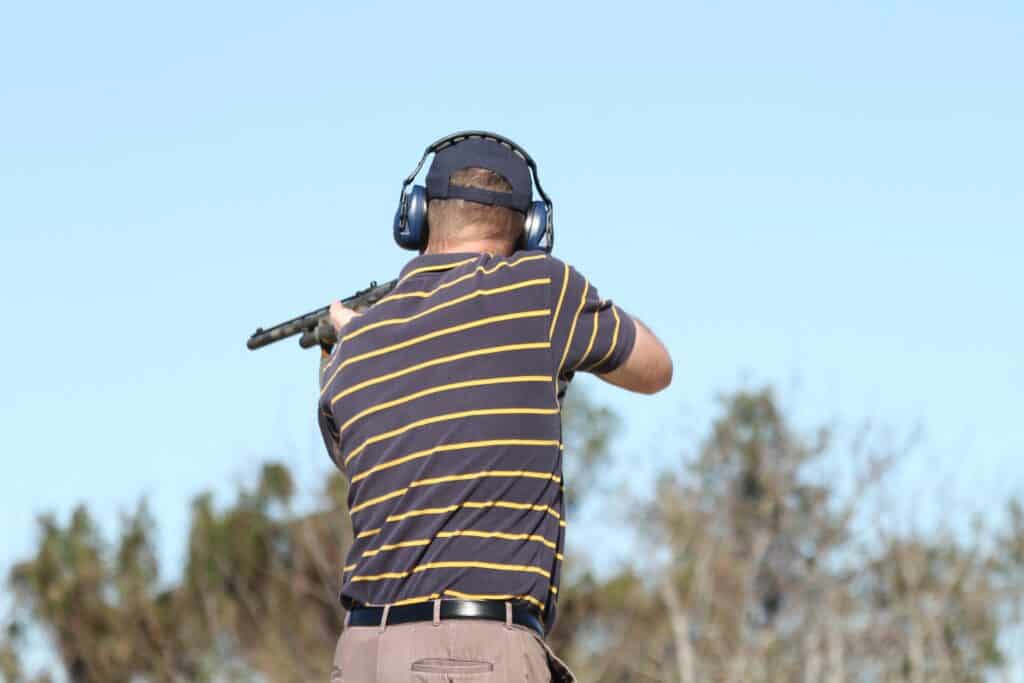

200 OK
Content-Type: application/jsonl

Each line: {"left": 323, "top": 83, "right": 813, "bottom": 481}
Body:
{"left": 318, "top": 250, "right": 636, "bottom": 631}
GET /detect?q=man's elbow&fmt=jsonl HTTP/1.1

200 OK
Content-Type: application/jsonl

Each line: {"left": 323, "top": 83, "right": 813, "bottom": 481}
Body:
{"left": 638, "top": 354, "right": 673, "bottom": 394}
{"left": 597, "top": 333, "right": 673, "bottom": 395}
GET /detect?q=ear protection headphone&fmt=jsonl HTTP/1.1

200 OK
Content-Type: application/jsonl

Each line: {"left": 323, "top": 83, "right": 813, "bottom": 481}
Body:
{"left": 393, "top": 131, "right": 554, "bottom": 253}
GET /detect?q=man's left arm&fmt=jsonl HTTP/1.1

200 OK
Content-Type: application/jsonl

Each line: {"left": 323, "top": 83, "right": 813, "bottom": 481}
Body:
{"left": 317, "top": 300, "right": 361, "bottom": 466}
{"left": 318, "top": 401, "right": 343, "bottom": 467}
{"left": 593, "top": 316, "right": 672, "bottom": 394}
{"left": 550, "top": 264, "right": 671, "bottom": 395}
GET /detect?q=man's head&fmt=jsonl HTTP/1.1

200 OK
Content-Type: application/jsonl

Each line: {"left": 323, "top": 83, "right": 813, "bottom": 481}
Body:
{"left": 424, "top": 138, "right": 533, "bottom": 255}
{"left": 426, "top": 167, "right": 525, "bottom": 253}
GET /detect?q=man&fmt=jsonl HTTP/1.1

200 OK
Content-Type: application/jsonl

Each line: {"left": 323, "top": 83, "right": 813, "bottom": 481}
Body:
{"left": 318, "top": 133, "right": 672, "bottom": 682}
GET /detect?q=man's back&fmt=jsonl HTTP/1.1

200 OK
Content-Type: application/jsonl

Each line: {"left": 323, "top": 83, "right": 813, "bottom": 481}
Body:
{"left": 318, "top": 131, "right": 669, "bottom": 682}
{"left": 319, "top": 250, "right": 635, "bottom": 630}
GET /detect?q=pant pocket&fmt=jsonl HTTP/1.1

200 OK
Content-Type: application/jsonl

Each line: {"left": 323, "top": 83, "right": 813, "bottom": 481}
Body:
{"left": 410, "top": 658, "right": 493, "bottom": 681}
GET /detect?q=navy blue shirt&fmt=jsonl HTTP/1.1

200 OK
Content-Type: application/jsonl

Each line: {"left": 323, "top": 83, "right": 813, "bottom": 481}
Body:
{"left": 318, "top": 251, "right": 636, "bottom": 631}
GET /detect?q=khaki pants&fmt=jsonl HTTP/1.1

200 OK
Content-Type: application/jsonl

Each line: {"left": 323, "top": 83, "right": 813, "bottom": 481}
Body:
{"left": 331, "top": 607, "right": 575, "bottom": 682}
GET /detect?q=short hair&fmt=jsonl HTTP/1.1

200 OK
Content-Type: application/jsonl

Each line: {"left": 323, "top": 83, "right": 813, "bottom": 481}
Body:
{"left": 426, "top": 167, "right": 525, "bottom": 245}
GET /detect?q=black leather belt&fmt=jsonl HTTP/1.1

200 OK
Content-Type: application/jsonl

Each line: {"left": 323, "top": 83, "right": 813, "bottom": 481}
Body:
{"left": 347, "top": 599, "right": 544, "bottom": 638}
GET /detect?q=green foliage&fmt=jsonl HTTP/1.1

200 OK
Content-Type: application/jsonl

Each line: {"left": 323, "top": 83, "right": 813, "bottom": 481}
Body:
{"left": 554, "top": 388, "right": 1011, "bottom": 682}
{"left": 6, "top": 466, "right": 351, "bottom": 682}
{"left": 3, "top": 386, "right": 1020, "bottom": 682}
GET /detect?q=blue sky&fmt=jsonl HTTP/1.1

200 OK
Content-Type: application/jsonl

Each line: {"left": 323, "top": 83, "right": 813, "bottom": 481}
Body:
{"left": 1, "top": 0, "right": 1022, "bottom": 596}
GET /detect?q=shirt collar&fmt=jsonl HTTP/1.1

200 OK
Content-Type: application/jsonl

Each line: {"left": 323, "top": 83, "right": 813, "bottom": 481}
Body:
{"left": 399, "top": 252, "right": 485, "bottom": 280}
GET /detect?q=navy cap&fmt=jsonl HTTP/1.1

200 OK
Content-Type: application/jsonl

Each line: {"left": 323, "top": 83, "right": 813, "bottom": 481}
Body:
{"left": 425, "top": 137, "right": 533, "bottom": 213}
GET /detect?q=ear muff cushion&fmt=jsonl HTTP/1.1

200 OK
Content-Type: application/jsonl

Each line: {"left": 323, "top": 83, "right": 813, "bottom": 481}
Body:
{"left": 522, "top": 201, "right": 551, "bottom": 252}
{"left": 393, "top": 185, "right": 428, "bottom": 250}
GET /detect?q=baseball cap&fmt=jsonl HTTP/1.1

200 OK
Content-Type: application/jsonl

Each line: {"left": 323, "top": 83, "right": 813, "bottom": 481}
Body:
{"left": 425, "top": 137, "right": 533, "bottom": 213}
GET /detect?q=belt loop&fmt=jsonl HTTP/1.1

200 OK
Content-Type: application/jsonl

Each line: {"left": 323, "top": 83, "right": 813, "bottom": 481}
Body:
{"left": 433, "top": 598, "right": 442, "bottom": 626}
{"left": 379, "top": 604, "right": 390, "bottom": 634}
{"left": 504, "top": 601, "right": 513, "bottom": 630}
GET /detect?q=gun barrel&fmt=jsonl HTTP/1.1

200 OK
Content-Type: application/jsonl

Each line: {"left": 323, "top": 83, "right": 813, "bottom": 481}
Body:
{"left": 246, "top": 278, "right": 398, "bottom": 351}
{"left": 247, "top": 308, "right": 327, "bottom": 350}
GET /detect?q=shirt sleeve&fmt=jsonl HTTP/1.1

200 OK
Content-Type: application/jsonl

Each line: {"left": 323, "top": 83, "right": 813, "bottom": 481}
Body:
{"left": 548, "top": 260, "right": 637, "bottom": 382}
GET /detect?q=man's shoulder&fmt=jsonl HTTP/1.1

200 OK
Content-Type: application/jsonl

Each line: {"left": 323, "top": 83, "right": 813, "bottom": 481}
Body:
{"left": 459, "top": 252, "right": 593, "bottom": 301}
{"left": 357, "top": 251, "right": 557, "bottom": 320}
{"left": 483, "top": 250, "right": 560, "bottom": 268}
{"left": 504, "top": 253, "right": 593, "bottom": 291}
{"left": 485, "top": 251, "right": 567, "bottom": 280}
{"left": 424, "top": 250, "right": 565, "bottom": 286}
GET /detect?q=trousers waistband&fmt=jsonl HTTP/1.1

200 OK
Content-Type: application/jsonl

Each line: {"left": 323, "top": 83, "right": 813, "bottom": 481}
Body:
{"left": 346, "top": 598, "right": 544, "bottom": 638}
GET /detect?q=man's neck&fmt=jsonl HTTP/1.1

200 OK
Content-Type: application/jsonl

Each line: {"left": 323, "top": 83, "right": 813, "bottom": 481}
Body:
{"left": 423, "top": 239, "right": 514, "bottom": 257}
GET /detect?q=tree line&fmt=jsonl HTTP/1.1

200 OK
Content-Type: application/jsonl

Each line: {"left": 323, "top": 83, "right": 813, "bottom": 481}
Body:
{"left": 3, "top": 387, "right": 1022, "bottom": 682}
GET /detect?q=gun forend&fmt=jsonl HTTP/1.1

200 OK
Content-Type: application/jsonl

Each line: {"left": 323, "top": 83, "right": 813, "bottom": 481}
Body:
{"left": 246, "top": 278, "right": 398, "bottom": 351}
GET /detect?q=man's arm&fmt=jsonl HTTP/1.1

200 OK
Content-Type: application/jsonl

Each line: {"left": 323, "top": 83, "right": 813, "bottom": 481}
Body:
{"left": 317, "top": 301, "right": 362, "bottom": 467}
{"left": 595, "top": 316, "right": 672, "bottom": 394}
{"left": 549, "top": 261, "right": 673, "bottom": 396}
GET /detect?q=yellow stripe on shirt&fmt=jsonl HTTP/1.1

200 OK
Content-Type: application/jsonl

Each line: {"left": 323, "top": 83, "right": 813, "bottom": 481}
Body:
{"left": 326, "top": 342, "right": 550, "bottom": 401}
{"left": 358, "top": 527, "right": 558, "bottom": 560}
{"left": 462, "top": 500, "right": 560, "bottom": 519}
{"left": 410, "top": 470, "right": 561, "bottom": 488}
{"left": 574, "top": 309, "right": 600, "bottom": 370}
{"left": 351, "top": 473, "right": 563, "bottom": 517}
{"left": 384, "top": 504, "right": 460, "bottom": 523}
{"left": 555, "top": 278, "right": 589, "bottom": 397}
{"left": 412, "top": 561, "right": 551, "bottom": 579}
{"left": 380, "top": 254, "right": 548, "bottom": 305}
{"left": 335, "top": 309, "right": 549, "bottom": 374}
{"left": 398, "top": 257, "right": 478, "bottom": 283}
{"left": 548, "top": 262, "right": 570, "bottom": 340}
{"left": 342, "top": 278, "right": 550, "bottom": 342}
{"left": 351, "top": 560, "right": 551, "bottom": 583}
{"left": 344, "top": 408, "right": 559, "bottom": 466}
{"left": 390, "top": 592, "right": 442, "bottom": 606}
{"left": 361, "top": 538, "right": 431, "bottom": 558}
{"left": 436, "top": 529, "right": 558, "bottom": 550}
{"left": 384, "top": 498, "right": 562, "bottom": 524}
{"left": 351, "top": 438, "right": 560, "bottom": 484}
{"left": 350, "top": 487, "right": 409, "bottom": 514}
{"left": 588, "top": 305, "right": 621, "bottom": 371}
{"left": 350, "top": 570, "right": 409, "bottom": 582}
{"left": 338, "top": 375, "right": 551, "bottom": 437}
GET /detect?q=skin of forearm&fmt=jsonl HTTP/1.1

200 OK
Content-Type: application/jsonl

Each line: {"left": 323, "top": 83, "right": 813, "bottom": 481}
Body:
{"left": 599, "top": 316, "right": 673, "bottom": 394}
